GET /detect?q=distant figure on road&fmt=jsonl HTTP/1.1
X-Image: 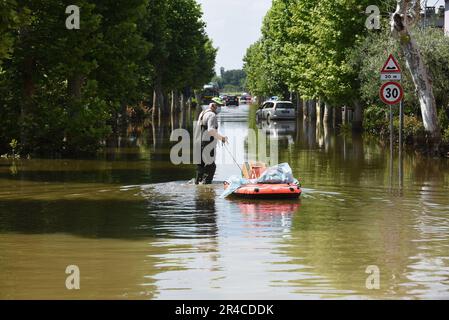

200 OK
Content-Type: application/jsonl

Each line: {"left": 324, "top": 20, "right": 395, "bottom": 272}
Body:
{"left": 195, "top": 102, "right": 228, "bottom": 184}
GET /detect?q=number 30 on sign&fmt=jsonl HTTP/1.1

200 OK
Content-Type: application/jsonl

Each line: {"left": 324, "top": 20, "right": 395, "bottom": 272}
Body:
{"left": 380, "top": 81, "right": 403, "bottom": 105}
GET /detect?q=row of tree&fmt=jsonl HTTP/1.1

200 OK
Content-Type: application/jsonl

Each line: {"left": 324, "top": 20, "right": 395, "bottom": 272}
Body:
{"left": 212, "top": 67, "right": 247, "bottom": 93}
{"left": 0, "top": 0, "right": 216, "bottom": 156}
{"left": 243, "top": 0, "right": 449, "bottom": 153}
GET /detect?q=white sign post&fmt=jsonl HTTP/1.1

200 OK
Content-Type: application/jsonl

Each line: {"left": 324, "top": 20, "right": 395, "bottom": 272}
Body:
{"left": 380, "top": 54, "right": 403, "bottom": 191}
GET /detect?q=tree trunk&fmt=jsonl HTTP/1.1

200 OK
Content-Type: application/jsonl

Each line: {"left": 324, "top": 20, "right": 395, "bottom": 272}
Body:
{"left": 296, "top": 93, "right": 303, "bottom": 117}
{"left": 333, "top": 106, "right": 342, "bottom": 128}
{"left": 152, "top": 88, "right": 158, "bottom": 119}
{"left": 353, "top": 99, "right": 363, "bottom": 132}
{"left": 180, "top": 102, "right": 186, "bottom": 128}
{"left": 309, "top": 99, "right": 317, "bottom": 122}
{"left": 152, "top": 78, "right": 164, "bottom": 119}
{"left": 316, "top": 99, "right": 323, "bottom": 127}
{"left": 307, "top": 120, "right": 316, "bottom": 147}
{"left": 195, "top": 91, "right": 202, "bottom": 107}
{"left": 175, "top": 90, "right": 180, "bottom": 112}
{"left": 68, "top": 74, "right": 84, "bottom": 99}
{"left": 161, "top": 92, "right": 169, "bottom": 116}
{"left": 22, "top": 56, "right": 36, "bottom": 104}
{"left": 303, "top": 99, "right": 309, "bottom": 120}
{"left": 323, "top": 102, "right": 332, "bottom": 124}
{"left": 323, "top": 122, "right": 330, "bottom": 152}
{"left": 391, "top": 0, "right": 441, "bottom": 151}
{"left": 180, "top": 92, "right": 185, "bottom": 110}
{"left": 342, "top": 106, "right": 349, "bottom": 125}
{"left": 171, "top": 90, "right": 175, "bottom": 114}
{"left": 180, "top": 92, "right": 185, "bottom": 128}
{"left": 317, "top": 119, "right": 324, "bottom": 148}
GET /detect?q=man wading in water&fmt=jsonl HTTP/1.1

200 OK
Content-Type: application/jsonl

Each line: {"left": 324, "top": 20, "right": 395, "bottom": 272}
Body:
{"left": 195, "top": 101, "right": 228, "bottom": 184}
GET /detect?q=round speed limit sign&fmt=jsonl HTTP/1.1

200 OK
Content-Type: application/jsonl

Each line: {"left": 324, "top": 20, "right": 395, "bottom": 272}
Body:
{"left": 380, "top": 81, "right": 403, "bottom": 105}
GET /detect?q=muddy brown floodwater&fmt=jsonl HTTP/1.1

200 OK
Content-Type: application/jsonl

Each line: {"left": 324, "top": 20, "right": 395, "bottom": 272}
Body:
{"left": 1, "top": 104, "right": 449, "bottom": 299}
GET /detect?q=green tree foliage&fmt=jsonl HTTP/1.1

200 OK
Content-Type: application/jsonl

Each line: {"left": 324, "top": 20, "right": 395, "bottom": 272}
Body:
{"left": 94, "top": 0, "right": 152, "bottom": 114}
{"left": 243, "top": 0, "right": 449, "bottom": 145}
{"left": 144, "top": 0, "right": 216, "bottom": 114}
{"left": 245, "top": 0, "right": 390, "bottom": 103}
{"left": 164, "top": 0, "right": 204, "bottom": 90}
{"left": 191, "top": 38, "right": 217, "bottom": 89}
{"left": 221, "top": 69, "right": 246, "bottom": 88}
{"left": 0, "top": 0, "right": 31, "bottom": 64}
{"left": 213, "top": 68, "right": 246, "bottom": 92}
{"left": 0, "top": 0, "right": 216, "bottom": 156}
{"left": 415, "top": 28, "right": 449, "bottom": 116}
{"left": 352, "top": 27, "right": 449, "bottom": 136}
{"left": 243, "top": 41, "right": 272, "bottom": 97}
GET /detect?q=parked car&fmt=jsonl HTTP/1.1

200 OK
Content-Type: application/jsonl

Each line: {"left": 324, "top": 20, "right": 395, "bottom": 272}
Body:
{"left": 225, "top": 95, "right": 239, "bottom": 106}
{"left": 256, "top": 101, "right": 296, "bottom": 121}
{"left": 240, "top": 94, "right": 252, "bottom": 104}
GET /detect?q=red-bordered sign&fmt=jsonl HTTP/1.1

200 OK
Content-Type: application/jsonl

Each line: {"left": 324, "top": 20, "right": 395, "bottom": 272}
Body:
{"left": 380, "top": 81, "right": 403, "bottom": 105}
{"left": 381, "top": 54, "right": 401, "bottom": 73}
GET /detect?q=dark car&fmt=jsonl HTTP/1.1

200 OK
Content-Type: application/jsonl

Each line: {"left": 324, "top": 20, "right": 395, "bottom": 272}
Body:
{"left": 240, "top": 94, "right": 252, "bottom": 104}
{"left": 225, "top": 95, "right": 239, "bottom": 106}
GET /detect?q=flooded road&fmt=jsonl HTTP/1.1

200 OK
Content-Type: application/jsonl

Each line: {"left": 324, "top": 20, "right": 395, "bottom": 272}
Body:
{"left": 1, "top": 104, "right": 449, "bottom": 299}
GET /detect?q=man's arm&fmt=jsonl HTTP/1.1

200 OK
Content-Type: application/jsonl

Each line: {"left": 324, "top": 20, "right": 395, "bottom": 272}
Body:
{"left": 207, "top": 114, "right": 227, "bottom": 143}
{"left": 208, "top": 128, "right": 227, "bottom": 143}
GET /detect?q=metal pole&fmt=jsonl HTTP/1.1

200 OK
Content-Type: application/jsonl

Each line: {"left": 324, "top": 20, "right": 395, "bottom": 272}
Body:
{"left": 399, "top": 99, "right": 403, "bottom": 192}
{"left": 390, "top": 104, "right": 394, "bottom": 191}
{"left": 390, "top": 105, "right": 393, "bottom": 151}
{"left": 399, "top": 99, "right": 403, "bottom": 151}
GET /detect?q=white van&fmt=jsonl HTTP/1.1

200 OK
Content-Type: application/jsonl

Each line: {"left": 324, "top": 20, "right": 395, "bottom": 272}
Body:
{"left": 256, "top": 101, "right": 296, "bottom": 121}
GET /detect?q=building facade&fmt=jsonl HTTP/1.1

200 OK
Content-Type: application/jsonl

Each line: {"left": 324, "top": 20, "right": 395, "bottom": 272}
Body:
{"left": 420, "top": 5, "right": 445, "bottom": 28}
{"left": 444, "top": 0, "right": 449, "bottom": 36}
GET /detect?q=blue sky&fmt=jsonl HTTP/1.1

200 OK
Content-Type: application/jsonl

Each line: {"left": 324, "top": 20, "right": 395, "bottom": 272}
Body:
{"left": 197, "top": 0, "right": 272, "bottom": 73}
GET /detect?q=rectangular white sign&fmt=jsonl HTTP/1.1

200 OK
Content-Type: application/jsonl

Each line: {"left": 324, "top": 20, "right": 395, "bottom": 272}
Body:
{"left": 381, "top": 73, "right": 401, "bottom": 81}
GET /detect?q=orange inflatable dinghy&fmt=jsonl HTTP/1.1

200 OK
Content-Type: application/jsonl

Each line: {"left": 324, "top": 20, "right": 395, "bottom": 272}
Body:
{"left": 228, "top": 183, "right": 301, "bottom": 199}
{"left": 223, "top": 162, "right": 302, "bottom": 199}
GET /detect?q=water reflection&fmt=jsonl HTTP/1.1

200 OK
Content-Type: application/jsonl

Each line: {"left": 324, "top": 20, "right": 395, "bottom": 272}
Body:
{"left": 257, "top": 120, "right": 296, "bottom": 139}
{"left": 1, "top": 104, "right": 449, "bottom": 299}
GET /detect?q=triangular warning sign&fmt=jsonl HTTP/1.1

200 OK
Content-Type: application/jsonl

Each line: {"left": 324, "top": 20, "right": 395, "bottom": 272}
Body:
{"left": 381, "top": 54, "right": 401, "bottom": 73}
